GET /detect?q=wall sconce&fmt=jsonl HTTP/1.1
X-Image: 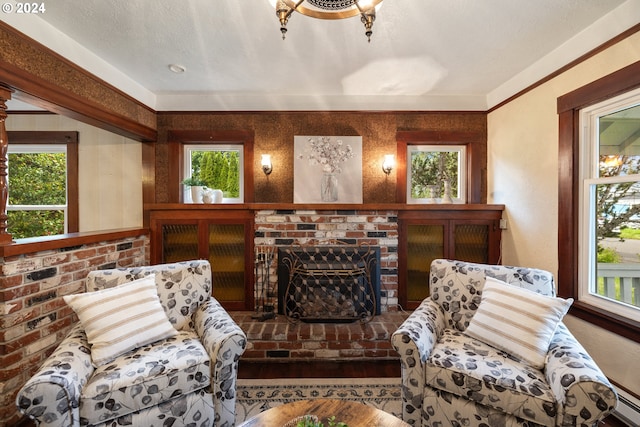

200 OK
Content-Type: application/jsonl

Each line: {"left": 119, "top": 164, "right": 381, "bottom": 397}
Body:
{"left": 382, "top": 154, "right": 394, "bottom": 175}
{"left": 261, "top": 154, "right": 273, "bottom": 176}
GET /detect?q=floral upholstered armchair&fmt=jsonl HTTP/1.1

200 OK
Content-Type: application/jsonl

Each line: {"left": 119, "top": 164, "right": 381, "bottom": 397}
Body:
{"left": 16, "top": 260, "right": 247, "bottom": 427}
{"left": 391, "top": 259, "right": 618, "bottom": 427}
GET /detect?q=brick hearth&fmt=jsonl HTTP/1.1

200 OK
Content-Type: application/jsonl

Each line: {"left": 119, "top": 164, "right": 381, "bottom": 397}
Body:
{"left": 230, "top": 311, "right": 409, "bottom": 361}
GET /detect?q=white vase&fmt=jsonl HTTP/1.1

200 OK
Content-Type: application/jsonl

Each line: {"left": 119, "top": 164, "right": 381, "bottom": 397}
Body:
{"left": 442, "top": 179, "right": 453, "bottom": 203}
{"left": 190, "top": 186, "right": 204, "bottom": 203}
{"left": 321, "top": 173, "right": 338, "bottom": 202}
{"left": 427, "top": 185, "right": 437, "bottom": 203}
{"left": 211, "top": 189, "right": 223, "bottom": 203}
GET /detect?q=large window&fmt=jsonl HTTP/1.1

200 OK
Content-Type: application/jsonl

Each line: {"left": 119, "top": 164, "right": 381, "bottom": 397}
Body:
{"left": 6, "top": 131, "right": 78, "bottom": 238}
{"left": 579, "top": 89, "right": 640, "bottom": 322}
{"left": 558, "top": 60, "right": 640, "bottom": 343}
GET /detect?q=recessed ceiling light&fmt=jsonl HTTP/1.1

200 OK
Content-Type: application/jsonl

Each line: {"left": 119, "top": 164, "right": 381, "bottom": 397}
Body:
{"left": 168, "top": 64, "right": 186, "bottom": 74}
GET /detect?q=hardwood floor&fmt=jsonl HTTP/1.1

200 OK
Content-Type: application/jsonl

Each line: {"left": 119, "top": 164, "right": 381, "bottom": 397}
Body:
{"left": 237, "top": 360, "right": 630, "bottom": 427}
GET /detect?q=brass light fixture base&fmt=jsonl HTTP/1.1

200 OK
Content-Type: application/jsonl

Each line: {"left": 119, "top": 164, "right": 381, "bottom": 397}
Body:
{"left": 275, "top": 0, "right": 384, "bottom": 42}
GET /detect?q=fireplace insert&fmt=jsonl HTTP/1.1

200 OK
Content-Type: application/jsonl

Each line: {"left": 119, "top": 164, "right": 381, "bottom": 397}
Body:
{"left": 277, "top": 246, "right": 381, "bottom": 323}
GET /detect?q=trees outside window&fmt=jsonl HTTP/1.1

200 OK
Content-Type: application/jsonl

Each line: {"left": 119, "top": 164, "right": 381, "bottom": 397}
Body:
{"left": 579, "top": 90, "right": 640, "bottom": 321}
{"left": 6, "top": 131, "right": 78, "bottom": 239}
{"left": 8, "top": 149, "right": 66, "bottom": 238}
{"left": 199, "top": 150, "right": 240, "bottom": 198}
{"left": 407, "top": 145, "right": 466, "bottom": 203}
{"left": 184, "top": 145, "right": 243, "bottom": 202}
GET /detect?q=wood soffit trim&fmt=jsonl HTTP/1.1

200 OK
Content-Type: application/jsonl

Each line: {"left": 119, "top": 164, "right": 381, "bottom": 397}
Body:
{"left": 0, "top": 63, "right": 157, "bottom": 142}
{"left": 0, "top": 21, "right": 155, "bottom": 116}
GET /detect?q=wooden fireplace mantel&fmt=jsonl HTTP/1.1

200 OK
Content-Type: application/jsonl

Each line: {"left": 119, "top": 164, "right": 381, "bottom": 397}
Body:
{"left": 144, "top": 202, "right": 505, "bottom": 212}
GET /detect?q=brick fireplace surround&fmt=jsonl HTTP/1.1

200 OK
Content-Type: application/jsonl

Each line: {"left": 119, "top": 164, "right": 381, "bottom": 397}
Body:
{"left": 254, "top": 209, "right": 400, "bottom": 312}
{"left": 242, "top": 209, "right": 406, "bottom": 361}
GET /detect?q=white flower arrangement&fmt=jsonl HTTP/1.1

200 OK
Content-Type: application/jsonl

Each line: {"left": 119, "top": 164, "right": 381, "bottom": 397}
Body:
{"left": 300, "top": 136, "right": 354, "bottom": 174}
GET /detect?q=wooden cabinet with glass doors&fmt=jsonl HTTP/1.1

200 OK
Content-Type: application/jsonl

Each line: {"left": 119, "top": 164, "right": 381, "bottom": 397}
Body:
{"left": 398, "top": 206, "right": 503, "bottom": 309}
{"left": 149, "top": 209, "right": 253, "bottom": 311}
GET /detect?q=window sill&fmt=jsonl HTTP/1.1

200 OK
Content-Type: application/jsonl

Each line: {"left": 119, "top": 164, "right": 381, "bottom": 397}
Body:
{"left": 0, "top": 227, "right": 149, "bottom": 258}
{"left": 569, "top": 300, "right": 640, "bottom": 344}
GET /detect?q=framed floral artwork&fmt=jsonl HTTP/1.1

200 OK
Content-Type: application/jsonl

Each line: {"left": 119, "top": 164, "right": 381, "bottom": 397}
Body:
{"left": 294, "top": 135, "right": 363, "bottom": 203}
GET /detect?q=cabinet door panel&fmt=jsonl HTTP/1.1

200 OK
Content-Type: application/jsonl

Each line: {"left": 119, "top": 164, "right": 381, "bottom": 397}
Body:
{"left": 209, "top": 224, "right": 246, "bottom": 303}
{"left": 161, "top": 223, "right": 199, "bottom": 262}
{"left": 453, "top": 222, "right": 490, "bottom": 263}
{"left": 406, "top": 223, "right": 446, "bottom": 303}
{"left": 399, "top": 210, "right": 502, "bottom": 309}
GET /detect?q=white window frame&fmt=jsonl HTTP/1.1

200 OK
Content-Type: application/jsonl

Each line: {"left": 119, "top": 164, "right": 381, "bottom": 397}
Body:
{"left": 183, "top": 144, "right": 244, "bottom": 203}
{"left": 7, "top": 143, "right": 68, "bottom": 233}
{"left": 406, "top": 144, "right": 467, "bottom": 204}
{"left": 579, "top": 87, "right": 640, "bottom": 321}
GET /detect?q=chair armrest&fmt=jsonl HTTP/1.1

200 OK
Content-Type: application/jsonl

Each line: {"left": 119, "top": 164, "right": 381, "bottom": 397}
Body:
{"left": 391, "top": 298, "right": 446, "bottom": 427}
{"left": 16, "top": 323, "right": 94, "bottom": 427}
{"left": 194, "top": 297, "right": 247, "bottom": 427}
{"left": 545, "top": 323, "right": 618, "bottom": 425}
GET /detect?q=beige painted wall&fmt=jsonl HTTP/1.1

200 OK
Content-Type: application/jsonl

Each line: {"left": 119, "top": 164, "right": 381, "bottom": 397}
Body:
{"left": 7, "top": 114, "right": 143, "bottom": 232}
{"left": 488, "top": 32, "right": 640, "bottom": 396}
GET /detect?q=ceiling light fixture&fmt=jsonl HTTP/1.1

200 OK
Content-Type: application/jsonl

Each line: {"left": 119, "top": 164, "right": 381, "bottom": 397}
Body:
{"left": 168, "top": 64, "right": 186, "bottom": 74}
{"left": 274, "top": 0, "right": 383, "bottom": 42}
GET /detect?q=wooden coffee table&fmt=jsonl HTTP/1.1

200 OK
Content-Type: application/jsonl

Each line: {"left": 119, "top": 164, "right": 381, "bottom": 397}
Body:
{"left": 238, "top": 398, "right": 409, "bottom": 427}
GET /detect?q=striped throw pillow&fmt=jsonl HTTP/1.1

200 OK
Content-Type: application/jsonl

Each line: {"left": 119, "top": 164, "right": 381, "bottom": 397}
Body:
{"left": 64, "top": 274, "right": 177, "bottom": 366}
{"left": 464, "top": 276, "right": 573, "bottom": 369}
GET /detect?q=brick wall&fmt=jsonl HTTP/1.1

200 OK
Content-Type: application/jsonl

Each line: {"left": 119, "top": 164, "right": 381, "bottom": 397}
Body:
{"left": 0, "top": 234, "right": 149, "bottom": 427}
{"left": 253, "top": 209, "right": 399, "bottom": 312}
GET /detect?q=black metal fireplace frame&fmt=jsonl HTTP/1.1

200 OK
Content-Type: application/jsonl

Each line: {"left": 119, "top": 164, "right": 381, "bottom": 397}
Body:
{"left": 277, "top": 245, "right": 381, "bottom": 323}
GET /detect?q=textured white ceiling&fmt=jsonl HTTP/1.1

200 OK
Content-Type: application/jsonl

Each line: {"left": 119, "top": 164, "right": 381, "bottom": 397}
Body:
{"left": 4, "top": 0, "right": 639, "bottom": 111}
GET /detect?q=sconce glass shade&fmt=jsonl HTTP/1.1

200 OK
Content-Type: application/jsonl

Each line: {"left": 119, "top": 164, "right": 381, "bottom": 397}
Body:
{"left": 382, "top": 154, "right": 394, "bottom": 175}
{"left": 261, "top": 154, "right": 273, "bottom": 176}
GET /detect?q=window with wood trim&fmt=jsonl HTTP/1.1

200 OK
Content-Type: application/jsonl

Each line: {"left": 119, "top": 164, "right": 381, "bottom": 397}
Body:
{"left": 579, "top": 89, "right": 640, "bottom": 323}
{"left": 396, "top": 130, "right": 484, "bottom": 204}
{"left": 167, "top": 130, "right": 254, "bottom": 204}
{"left": 557, "top": 60, "right": 640, "bottom": 344}
{"left": 183, "top": 144, "right": 244, "bottom": 203}
{"left": 7, "top": 131, "right": 79, "bottom": 238}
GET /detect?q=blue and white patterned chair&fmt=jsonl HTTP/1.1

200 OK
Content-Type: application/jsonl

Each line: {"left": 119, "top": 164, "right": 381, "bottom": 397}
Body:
{"left": 391, "top": 259, "right": 618, "bottom": 427}
{"left": 16, "top": 260, "right": 247, "bottom": 427}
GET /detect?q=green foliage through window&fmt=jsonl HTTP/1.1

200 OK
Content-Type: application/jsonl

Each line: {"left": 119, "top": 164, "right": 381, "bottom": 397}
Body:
{"left": 7, "top": 210, "right": 65, "bottom": 238}
{"left": 9, "top": 153, "right": 66, "bottom": 204}
{"left": 189, "top": 150, "right": 240, "bottom": 198}
{"left": 8, "top": 151, "right": 67, "bottom": 238}
{"left": 410, "top": 151, "right": 459, "bottom": 199}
